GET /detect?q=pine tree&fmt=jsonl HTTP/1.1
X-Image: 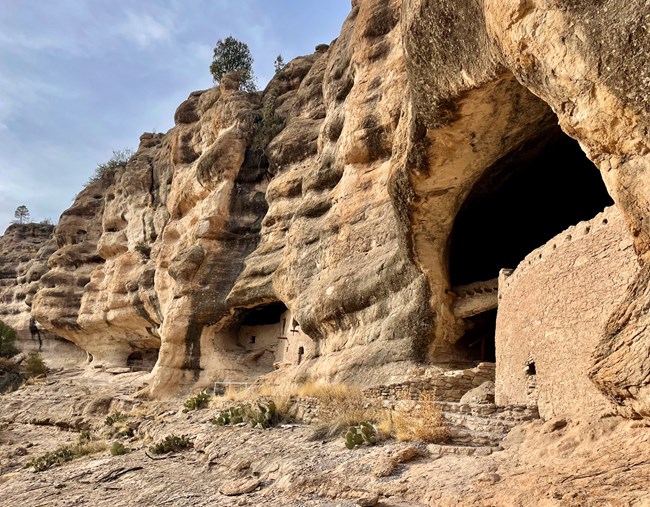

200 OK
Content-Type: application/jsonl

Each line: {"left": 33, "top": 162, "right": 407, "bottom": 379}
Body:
{"left": 14, "top": 205, "right": 30, "bottom": 225}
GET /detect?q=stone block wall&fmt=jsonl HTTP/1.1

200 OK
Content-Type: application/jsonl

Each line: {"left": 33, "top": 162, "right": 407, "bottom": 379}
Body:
{"left": 495, "top": 206, "right": 638, "bottom": 418}
{"left": 364, "top": 363, "right": 495, "bottom": 402}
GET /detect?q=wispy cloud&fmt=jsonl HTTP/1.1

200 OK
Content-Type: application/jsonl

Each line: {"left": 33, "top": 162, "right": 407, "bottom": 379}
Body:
{"left": 0, "top": 0, "right": 350, "bottom": 232}
{"left": 116, "top": 10, "right": 175, "bottom": 48}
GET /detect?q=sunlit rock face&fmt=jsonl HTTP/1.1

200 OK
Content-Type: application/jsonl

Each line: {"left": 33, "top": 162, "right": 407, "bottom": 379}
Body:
{"left": 0, "top": 223, "right": 55, "bottom": 337}
{"left": 25, "top": 0, "right": 650, "bottom": 413}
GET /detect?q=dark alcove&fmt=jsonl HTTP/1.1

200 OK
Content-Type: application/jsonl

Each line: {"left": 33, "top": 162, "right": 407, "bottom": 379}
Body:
{"left": 449, "top": 126, "right": 613, "bottom": 286}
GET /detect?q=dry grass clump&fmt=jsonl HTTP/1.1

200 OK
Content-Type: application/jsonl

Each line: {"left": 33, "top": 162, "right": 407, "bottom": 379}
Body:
{"left": 299, "top": 382, "right": 387, "bottom": 439}
{"left": 216, "top": 381, "right": 449, "bottom": 444}
{"left": 379, "top": 394, "right": 450, "bottom": 443}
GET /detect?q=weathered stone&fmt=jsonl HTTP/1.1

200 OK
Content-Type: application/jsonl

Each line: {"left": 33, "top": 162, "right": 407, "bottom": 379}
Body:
{"left": 219, "top": 478, "right": 260, "bottom": 496}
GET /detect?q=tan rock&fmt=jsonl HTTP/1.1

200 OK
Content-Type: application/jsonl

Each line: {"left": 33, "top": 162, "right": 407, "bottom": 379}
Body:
{"left": 219, "top": 477, "right": 260, "bottom": 496}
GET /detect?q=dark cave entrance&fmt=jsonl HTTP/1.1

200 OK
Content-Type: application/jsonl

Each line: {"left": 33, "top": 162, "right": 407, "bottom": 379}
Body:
{"left": 126, "top": 349, "right": 159, "bottom": 372}
{"left": 240, "top": 302, "right": 288, "bottom": 327}
{"left": 449, "top": 125, "right": 614, "bottom": 361}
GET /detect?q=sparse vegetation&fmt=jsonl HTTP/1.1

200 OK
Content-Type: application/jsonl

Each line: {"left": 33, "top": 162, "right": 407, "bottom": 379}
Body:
{"left": 110, "top": 442, "right": 129, "bottom": 456}
{"left": 149, "top": 434, "right": 193, "bottom": 455}
{"left": 28, "top": 433, "right": 105, "bottom": 472}
{"left": 23, "top": 352, "right": 47, "bottom": 378}
{"left": 13, "top": 205, "right": 30, "bottom": 225}
{"left": 87, "top": 148, "right": 134, "bottom": 186}
{"left": 184, "top": 389, "right": 212, "bottom": 411}
{"left": 274, "top": 54, "right": 286, "bottom": 74}
{"left": 105, "top": 411, "right": 128, "bottom": 427}
{"left": 0, "top": 320, "right": 18, "bottom": 358}
{"left": 379, "top": 394, "right": 450, "bottom": 444}
{"left": 251, "top": 88, "right": 284, "bottom": 157}
{"left": 344, "top": 421, "right": 379, "bottom": 449}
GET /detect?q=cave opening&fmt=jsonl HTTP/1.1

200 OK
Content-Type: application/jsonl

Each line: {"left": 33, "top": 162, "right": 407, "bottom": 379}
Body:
{"left": 449, "top": 125, "right": 614, "bottom": 361}
{"left": 126, "top": 349, "right": 159, "bottom": 372}
{"left": 240, "top": 302, "right": 288, "bottom": 327}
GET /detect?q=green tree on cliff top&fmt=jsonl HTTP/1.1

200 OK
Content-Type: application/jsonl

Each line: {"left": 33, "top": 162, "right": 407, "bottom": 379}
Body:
{"left": 210, "top": 36, "right": 257, "bottom": 92}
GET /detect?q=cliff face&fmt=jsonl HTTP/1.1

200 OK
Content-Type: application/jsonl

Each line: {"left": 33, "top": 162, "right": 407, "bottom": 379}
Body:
{"left": 21, "top": 0, "right": 650, "bottom": 414}
{"left": 0, "top": 223, "right": 55, "bottom": 338}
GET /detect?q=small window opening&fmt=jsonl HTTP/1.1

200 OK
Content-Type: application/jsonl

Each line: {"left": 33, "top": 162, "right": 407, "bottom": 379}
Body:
{"left": 250, "top": 336, "right": 256, "bottom": 344}
{"left": 525, "top": 361, "right": 537, "bottom": 376}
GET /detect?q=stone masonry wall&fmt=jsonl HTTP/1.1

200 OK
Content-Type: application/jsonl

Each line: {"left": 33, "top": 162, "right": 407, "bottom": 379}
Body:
{"left": 495, "top": 206, "right": 638, "bottom": 419}
{"left": 364, "top": 363, "right": 495, "bottom": 402}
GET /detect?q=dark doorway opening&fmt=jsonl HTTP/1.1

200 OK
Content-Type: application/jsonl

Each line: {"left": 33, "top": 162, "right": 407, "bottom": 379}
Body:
{"left": 454, "top": 309, "right": 497, "bottom": 362}
{"left": 449, "top": 126, "right": 613, "bottom": 286}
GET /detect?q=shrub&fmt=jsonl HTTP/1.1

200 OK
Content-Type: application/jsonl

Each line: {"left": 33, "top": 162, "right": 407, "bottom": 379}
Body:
{"left": 184, "top": 389, "right": 212, "bottom": 411}
{"left": 87, "top": 148, "right": 134, "bottom": 186}
{"left": 23, "top": 352, "right": 47, "bottom": 378}
{"left": 149, "top": 434, "right": 192, "bottom": 455}
{"left": 0, "top": 357, "right": 23, "bottom": 393}
{"left": 110, "top": 442, "right": 129, "bottom": 456}
{"left": 28, "top": 435, "right": 105, "bottom": 472}
{"left": 105, "top": 411, "right": 128, "bottom": 427}
{"left": 251, "top": 88, "right": 284, "bottom": 156}
{"left": 380, "top": 394, "right": 450, "bottom": 444}
{"left": 0, "top": 320, "right": 18, "bottom": 358}
{"left": 274, "top": 54, "right": 286, "bottom": 74}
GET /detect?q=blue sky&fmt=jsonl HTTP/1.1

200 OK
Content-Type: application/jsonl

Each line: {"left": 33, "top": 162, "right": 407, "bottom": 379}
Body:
{"left": 0, "top": 1, "right": 349, "bottom": 232}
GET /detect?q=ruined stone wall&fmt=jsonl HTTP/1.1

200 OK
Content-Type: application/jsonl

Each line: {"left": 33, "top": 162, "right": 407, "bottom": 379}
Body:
{"left": 365, "top": 363, "right": 495, "bottom": 402}
{"left": 495, "top": 206, "right": 638, "bottom": 418}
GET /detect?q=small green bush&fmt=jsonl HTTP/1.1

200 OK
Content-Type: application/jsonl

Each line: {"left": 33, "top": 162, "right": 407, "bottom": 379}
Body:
{"left": 23, "top": 352, "right": 47, "bottom": 378}
{"left": 344, "top": 422, "right": 378, "bottom": 449}
{"left": 184, "top": 389, "right": 212, "bottom": 411}
{"left": 87, "top": 148, "right": 134, "bottom": 186}
{"left": 104, "top": 411, "right": 128, "bottom": 427}
{"left": 251, "top": 89, "right": 284, "bottom": 156}
{"left": 28, "top": 438, "right": 104, "bottom": 472}
{"left": 149, "top": 434, "right": 193, "bottom": 455}
{"left": 110, "top": 442, "right": 129, "bottom": 456}
{"left": 0, "top": 320, "right": 18, "bottom": 358}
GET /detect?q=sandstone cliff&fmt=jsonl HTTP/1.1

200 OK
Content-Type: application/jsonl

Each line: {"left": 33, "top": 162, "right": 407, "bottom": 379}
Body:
{"left": 0, "top": 223, "right": 55, "bottom": 338}
{"left": 18, "top": 0, "right": 650, "bottom": 418}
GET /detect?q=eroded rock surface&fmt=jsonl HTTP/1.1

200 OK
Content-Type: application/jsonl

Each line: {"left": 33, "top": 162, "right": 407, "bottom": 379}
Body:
{"left": 13, "top": 0, "right": 649, "bottom": 415}
{"left": 0, "top": 223, "right": 55, "bottom": 338}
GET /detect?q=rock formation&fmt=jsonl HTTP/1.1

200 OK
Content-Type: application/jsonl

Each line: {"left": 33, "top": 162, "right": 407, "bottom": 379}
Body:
{"left": 0, "top": 223, "right": 55, "bottom": 339}
{"left": 0, "top": 0, "right": 645, "bottom": 418}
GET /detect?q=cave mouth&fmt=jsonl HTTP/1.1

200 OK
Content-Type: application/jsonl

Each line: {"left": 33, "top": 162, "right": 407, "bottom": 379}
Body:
{"left": 126, "top": 349, "right": 159, "bottom": 372}
{"left": 240, "top": 302, "right": 288, "bottom": 326}
{"left": 449, "top": 125, "right": 614, "bottom": 287}
{"left": 448, "top": 124, "right": 614, "bottom": 361}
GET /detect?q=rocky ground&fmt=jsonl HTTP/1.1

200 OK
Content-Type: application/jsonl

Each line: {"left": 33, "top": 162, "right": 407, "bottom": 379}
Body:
{"left": 1, "top": 370, "right": 649, "bottom": 506}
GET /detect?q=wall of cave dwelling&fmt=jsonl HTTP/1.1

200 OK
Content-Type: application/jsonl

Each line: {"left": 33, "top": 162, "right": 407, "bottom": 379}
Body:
{"left": 495, "top": 206, "right": 638, "bottom": 418}
{"left": 234, "top": 304, "right": 314, "bottom": 373}
{"left": 444, "top": 124, "right": 632, "bottom": 417}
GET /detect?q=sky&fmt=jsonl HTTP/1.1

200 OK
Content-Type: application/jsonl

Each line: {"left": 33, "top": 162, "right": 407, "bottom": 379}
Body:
{"left": 0, "top": 0, "right": 350, "bottom": 232}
